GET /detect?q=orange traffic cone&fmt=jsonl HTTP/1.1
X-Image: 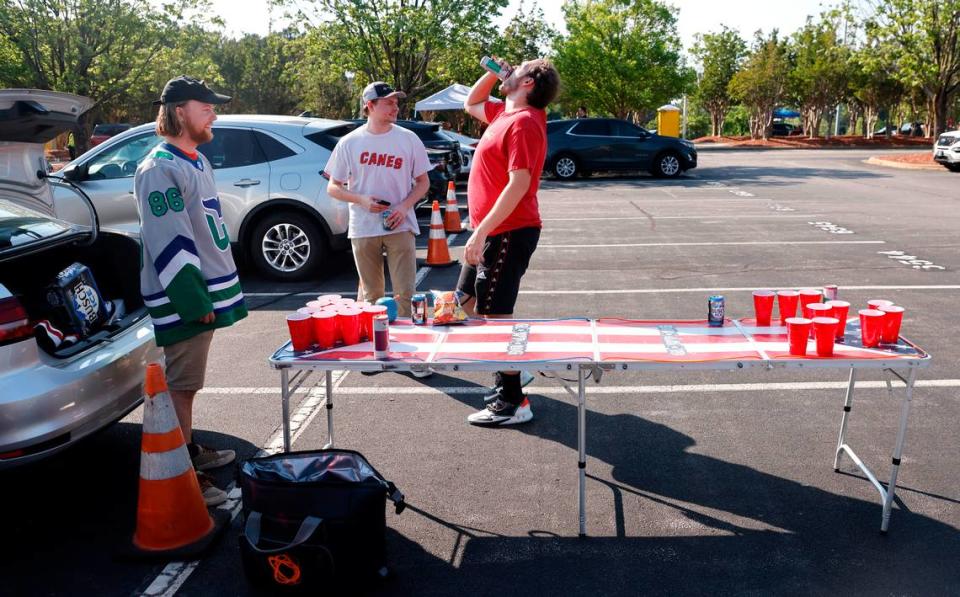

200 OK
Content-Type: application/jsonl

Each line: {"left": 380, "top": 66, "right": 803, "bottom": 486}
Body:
{"left": 425, "top": 200, "right": 456, "bottom": 267}
{"left": 443, "top": 181, "right": 465, "bottom": 233}
{"left": 130, "top": 363, "right": 227, "bottom": 559}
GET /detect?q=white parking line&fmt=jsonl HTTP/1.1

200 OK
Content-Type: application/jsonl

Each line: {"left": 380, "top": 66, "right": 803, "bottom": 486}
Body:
{"left": 541, "top": 215, "right": 821, "bottom": 221}
{"left": 140, "top": 371, "right": 350, "bottom": 597}
{"left": 195, "top": 379, "right": 960, "bottom": 397}
{"left": 537, "top": 240, "right": 884, "bottom": 248}
{"left": 244, "top": 285, "right": 960, "bottom": 298}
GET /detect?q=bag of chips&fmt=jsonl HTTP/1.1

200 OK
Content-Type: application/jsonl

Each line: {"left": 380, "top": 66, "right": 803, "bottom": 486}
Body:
{"left": 431, "top": 290, "right": 468, "bottom": 325}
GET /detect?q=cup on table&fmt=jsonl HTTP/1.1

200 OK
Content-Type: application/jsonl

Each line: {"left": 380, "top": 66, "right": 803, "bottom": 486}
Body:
{"left": 317, "top": 294, "right": 341, "bottom": 306}
{"left": 311, "top": 311, "right": 337, "bottom": 349}
{"left": 786, "top": 317, "right": 812, "bottom": 356}
{"left": 296, "top": 307, "right": 314, "bottom": 316}
{"left": 799, "top": 289, "right": 822, "bottom": 319}
{"left": 806, "top": 303, "right": 832, "bottom": 336}
{"left": 867, "top": 299, "right": 893, "bottom": 311}
{"left": 361, "top": 305, "right": 387, "bottom": 341}
{"left": 859, "top": 309, "right": 884, "bottom": 348}
{"left": 305, "top": 300, "right": 324, "bottom": 312}
{"left": 752, "top": 290, "right": 775, "bottom": 326}
{"left": 878, "top": 305, "right": 905, "bottom": 344}
{"left": 812, "top": 316, "right": 839, "bottom": 357}
{"left": 825, "top": 300, "right": 850, "bottom": 340}
{"left": 777, "top": 290, "right": 800, "bottom": 325}
{"left": 337, "top": 308, "right": 363, "bottom": 345}
{"left": 286, "top": 313, "right": 315, "bottom": 352}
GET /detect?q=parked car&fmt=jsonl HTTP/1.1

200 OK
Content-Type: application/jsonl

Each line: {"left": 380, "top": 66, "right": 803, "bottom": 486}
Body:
{"left": 88, "top": 123, "right": 132, "bottom": 147}
{"left": 341, "top": 119, "right": 461, "bottom": 200}
{"left": 933, "top": 130, "right": 960, "bottom": 172}
{"left": 545, "top": 118, "right": 697, "bottom": 180}
{"left": 440, "top": 130, "right": 478, "bottom": 178}
{"left": 771, "top": 122, "right": 800, "bottom": 136}
{"left": 54, "top": 115, "right": 352, "bottom": 281}
{"left": 874, "top": 122, "right": 925, "bottom": 137}
{"left": 0, "top": 89, "right": 161, "bottom": 469}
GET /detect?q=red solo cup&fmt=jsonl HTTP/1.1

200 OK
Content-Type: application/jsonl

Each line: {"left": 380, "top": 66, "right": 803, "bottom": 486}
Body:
{"left": 868, "top": 299, "right": 893, "bottom": 311}
{"left": 296, "top": 307, "right": 314, "bottom": 316}
{"left": 305, "top": 300, "right": 324, "bottom": 311}
{"left": 360, "top": 305, "right": 387, "bottom": 341}
{"left": 826, "top": 300, "right": 850, "bottom": 340}
{"left": 752, "top": 290, "right": 775, "bottom": 326}
{"left": 799, "top": 289, "right": 822, "bottom": 319}
{"left": 317, "top": 294, "right": 341, "bottom": 305}
{"left": 859, "top": 309, "right": 884, "bottom": 348}
{"left": 311, "top": 311, "right": 337, "bottom": 349}
{"left": 337, "top": 308, "right": 362, "bottom": 345}
{"left": 806, "top": 303, "right": 832, "bottom": 337}
{"left": 777, "top": 290, "right": 799, "bottom": 325}
{"left": 812, "top": 316, "right": 839, "bottom": 357}
{"left": 878, "top": 305, "right": 905, "bottom": 344}
{"left": 786, "top": 317, "right": 812, "bottom": 356}
{"left": 286, "top": 313, "right": 315, "bottom": 352}
{"left": 354, "top": 301, "right": 371, "bottom": 310}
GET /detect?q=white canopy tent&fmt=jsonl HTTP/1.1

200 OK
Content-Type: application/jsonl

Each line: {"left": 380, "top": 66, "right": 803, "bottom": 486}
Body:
{"left": 414, "top": 83, "right": 501, "bottom": 114}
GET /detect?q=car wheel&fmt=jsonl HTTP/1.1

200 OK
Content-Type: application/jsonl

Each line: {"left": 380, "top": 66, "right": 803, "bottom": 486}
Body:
{"left": 652, "top": 151, "right": 682, "bottom": 178}
{"left": 249, "top": 211, "right": 326, "bottom": 281}
{"left": 552, "top": 154, "right": 579, "bottom": 180}
{"left": 945, "top": 163, "right": 960, "bottom": 173}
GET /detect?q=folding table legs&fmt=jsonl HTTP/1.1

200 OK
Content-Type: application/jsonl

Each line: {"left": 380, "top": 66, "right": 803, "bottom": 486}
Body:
{"left": 277, "top": 368, "right": 335, "bottom": 452}
{"left": 833, "top": 365, "right": 919, "bottom": 533}
{"left": 323, "top": 370, "right": 335, "bottom": 449}
{"left": 577, "top": 367, "right": 587, "bottom": 537}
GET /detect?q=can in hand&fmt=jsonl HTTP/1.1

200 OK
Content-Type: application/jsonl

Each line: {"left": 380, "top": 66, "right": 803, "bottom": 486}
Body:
{"left": 411, "top": 293, "right": 428, "bottom": 325}
{"left": 480, "top": 56, "right": 511, "bottom": 81}
{"left": 373, "top": 314, "right": 389, "bottom": 359}
{"left": 708, "top": 295, "right": 725, "bottom": 327}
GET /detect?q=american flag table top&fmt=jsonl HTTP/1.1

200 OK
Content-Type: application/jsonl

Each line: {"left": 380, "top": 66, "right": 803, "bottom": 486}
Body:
{"left": 270, "top": 317, "right": 928, "bottom": 370}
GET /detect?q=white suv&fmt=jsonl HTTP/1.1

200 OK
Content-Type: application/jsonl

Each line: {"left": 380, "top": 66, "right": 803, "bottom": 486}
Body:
{"left": 933, "top": 130, "right": 960, "bottom": 172}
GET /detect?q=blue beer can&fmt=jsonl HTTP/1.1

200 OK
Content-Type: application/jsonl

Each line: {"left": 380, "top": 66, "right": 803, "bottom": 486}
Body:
{"left": 411, "top": 293, "right": 428, "bottom": 325}
{"left": 708, "top": 295, "right": 725, "bottom": 327}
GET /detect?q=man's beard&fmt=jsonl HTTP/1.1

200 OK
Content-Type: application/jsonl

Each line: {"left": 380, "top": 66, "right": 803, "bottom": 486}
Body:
{"left": 184, "top": 119, "right": 213, "bottom": 145}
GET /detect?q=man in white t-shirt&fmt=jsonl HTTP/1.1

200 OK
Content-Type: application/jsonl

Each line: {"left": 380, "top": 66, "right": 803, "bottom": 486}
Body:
{"left": 325, "top": 81, "right": 432, "bottom": 318}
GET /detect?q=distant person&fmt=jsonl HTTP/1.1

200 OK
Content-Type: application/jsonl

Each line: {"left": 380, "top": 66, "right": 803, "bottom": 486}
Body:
{"left": 136, "top": 76, "right": 248, "bottom": 506}
{"left": 576, "top": 105, "right": 588, "bottom": 118}
{"left": 325, "top": 82, "right": 432, "bottom": 377}
{"left": 459, "top": 57, "right": 560, "bottom": 426}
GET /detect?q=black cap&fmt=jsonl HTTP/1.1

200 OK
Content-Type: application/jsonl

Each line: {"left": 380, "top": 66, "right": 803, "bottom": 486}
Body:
{"left": 153, "top": 76, "right": 232, "bottom": 106}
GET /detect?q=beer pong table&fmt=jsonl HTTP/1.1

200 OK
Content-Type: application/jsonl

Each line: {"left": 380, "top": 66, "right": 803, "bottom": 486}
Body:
{"left": 269, "top": 317, "right": 931, "bottom": 536}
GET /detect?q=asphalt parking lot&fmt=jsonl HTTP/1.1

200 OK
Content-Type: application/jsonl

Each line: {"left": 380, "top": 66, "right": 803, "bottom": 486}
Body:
{"left": 4, "top": 148, "right": 959, "bottom": 596}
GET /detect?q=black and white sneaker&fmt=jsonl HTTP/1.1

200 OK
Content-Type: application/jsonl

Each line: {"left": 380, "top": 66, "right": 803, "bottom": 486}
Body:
{"left": 486, "top": 371, "right": 536, "bottom": 404}
{"left": 467, "top": 397, "right": 533, "bottom": 426}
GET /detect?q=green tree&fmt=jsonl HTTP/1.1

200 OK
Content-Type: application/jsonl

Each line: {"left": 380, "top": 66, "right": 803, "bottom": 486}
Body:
{"left": 286, "top": 0, "right": 507, "bottom": 108}
{"left": 213, "top": 30, "right": 304, "bottom": 115}
{"left": 553, "top": 0, "right": 691, "bottom": 121}
{"left": 0, "top": 0, "right": 214, "bottom": 150}
{"left": 691, "top": 26, "right": 747, "bottom": 137}
{"left": 850, "top": 38, "right": 904, "bottom": 138}
{"left": 288, "top": 25, "right": 359, "bottom": 119}
{"left": 728, "top": 31, "right": 789, "bottom": 139}
{"left": 489, "top": 1, "right": 558, "bottom": 64}
{"left": 787, "top": 13, "right": 853, "bottom": 138}
{"left": 868, "top": 0, "right": 960, "bottom": 136}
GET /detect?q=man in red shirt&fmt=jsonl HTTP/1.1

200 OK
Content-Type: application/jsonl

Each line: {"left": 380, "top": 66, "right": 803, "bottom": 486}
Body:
{"left": 459, "top": 57, "right": 560, "bottom": 426}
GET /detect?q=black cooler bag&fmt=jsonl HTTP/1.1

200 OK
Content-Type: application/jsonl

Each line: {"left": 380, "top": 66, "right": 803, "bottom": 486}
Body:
{"left": 238, "top": 449, "right": 405, "bottom": 593}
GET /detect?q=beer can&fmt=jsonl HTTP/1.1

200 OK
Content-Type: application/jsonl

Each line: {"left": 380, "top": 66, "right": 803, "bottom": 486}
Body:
{"left": 411, "top": 293, "right": 428, "bottom": 325}
{"left": 381, "top": 209, "right": 393, "bottom": 231}
{"left": 373, "top": 314, "right": 389, "bottom": 359}
{"left": 708, "top": 295, "right": 725, "bottom": 327}
{"left": 823, "top": 285, "right": 839, "bottom": 301}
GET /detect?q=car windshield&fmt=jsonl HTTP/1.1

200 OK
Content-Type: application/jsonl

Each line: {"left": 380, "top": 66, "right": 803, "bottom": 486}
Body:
{"left": 0, "top": 199, "right": 77, "bottom": 253}
{"left": 86, "top": 133, "right": 160, "bottom": 179}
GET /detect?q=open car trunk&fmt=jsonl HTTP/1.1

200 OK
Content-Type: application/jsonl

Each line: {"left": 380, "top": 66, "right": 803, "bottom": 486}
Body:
{"left": 0, "top": 231, "right": 147, "bottom": 358}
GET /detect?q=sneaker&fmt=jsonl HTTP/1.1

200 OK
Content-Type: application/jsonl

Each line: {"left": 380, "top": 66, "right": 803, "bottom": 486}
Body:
{"left": 486, "top": 371, "right": 536, "bottom": 403}
{"left": 190, "top": 443, "right": 236, "bottom": 471}
{"left": 467, "top": 397, "right": 533, "bottom": 426}
{"left": 196, "top": 471, "right": 227, "bottom": 507}
{"left": 408, "top": 368, "right": 433, "bottom": 379}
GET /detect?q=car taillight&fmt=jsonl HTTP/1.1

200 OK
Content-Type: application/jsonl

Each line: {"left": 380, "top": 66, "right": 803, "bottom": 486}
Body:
{"left": 0, "top": 287, "right": 32, "bottom": 345}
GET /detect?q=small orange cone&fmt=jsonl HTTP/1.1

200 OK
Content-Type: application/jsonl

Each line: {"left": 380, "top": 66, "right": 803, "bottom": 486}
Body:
{"left": 443, "top": 181, "right": 465, "bottom": 233}
{"left": 425, "top": 200, "right": 456, "bottom": 267}
{"left": 130, "top": 363, "right": 227, "bottom": 559}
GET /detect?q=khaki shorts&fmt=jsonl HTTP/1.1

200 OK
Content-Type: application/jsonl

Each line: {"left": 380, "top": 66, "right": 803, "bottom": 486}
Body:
{"left": 162, "top": 330, "right": 215, "bottom": 392}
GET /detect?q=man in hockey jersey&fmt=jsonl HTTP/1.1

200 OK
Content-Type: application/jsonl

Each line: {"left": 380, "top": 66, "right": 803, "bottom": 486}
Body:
{"left": 136, "top": 76, "right": 247, "bottom": 506}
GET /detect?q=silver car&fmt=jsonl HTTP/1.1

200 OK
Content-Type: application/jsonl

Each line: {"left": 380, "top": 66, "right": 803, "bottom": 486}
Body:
{"left": 0, "top": 89, "right": 161, "bottom": 469}
{"left": 55, "top": 115, "right": 353, "bottom": 281}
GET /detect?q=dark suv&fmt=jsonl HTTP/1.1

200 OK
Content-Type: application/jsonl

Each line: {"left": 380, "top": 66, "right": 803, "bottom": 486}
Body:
{"left": 545, "top": 118, "right": 697, "bottom": 179}
{"left": 310, "top": 119, "right": 460, "bottom": 203}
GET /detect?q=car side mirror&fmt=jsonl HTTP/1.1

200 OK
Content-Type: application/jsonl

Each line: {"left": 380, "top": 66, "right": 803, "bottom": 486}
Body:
{"left": 61, "top": 164, "right": 79, "bottom": 181}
